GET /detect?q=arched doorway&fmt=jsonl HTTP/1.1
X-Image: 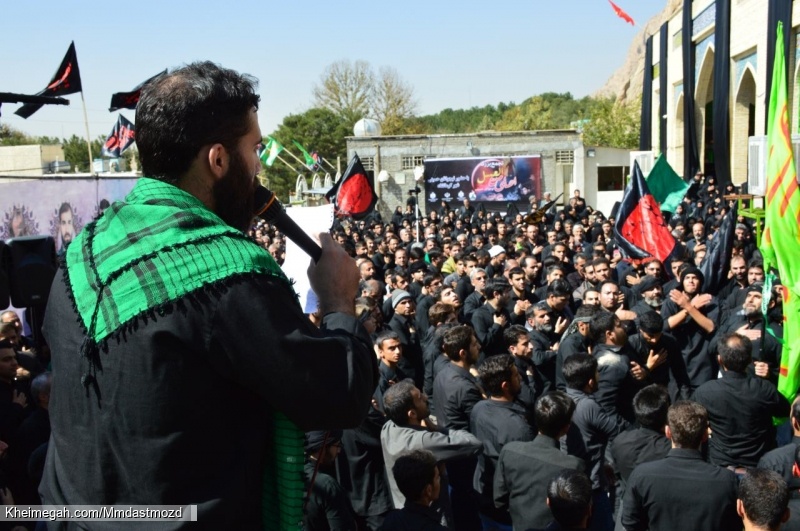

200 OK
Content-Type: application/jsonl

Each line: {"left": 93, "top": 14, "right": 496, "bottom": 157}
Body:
{"left": 732, "top": 67, "right": 756, "bottom": 185}
{"left": 695, "top": 47, "right": 716, "bottom": 176}
{"left": 674, "top": 93, "right": 685, "bottom": 176}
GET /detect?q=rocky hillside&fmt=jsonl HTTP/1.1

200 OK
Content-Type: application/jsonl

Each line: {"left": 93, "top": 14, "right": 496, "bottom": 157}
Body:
{"left": 595, "top": 0, "right": 683, "bottom": 103}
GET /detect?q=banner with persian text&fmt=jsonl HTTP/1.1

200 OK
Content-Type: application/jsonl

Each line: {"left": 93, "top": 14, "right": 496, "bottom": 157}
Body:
{"left": 423, "top": 155, "right": 542, "bottom": 210}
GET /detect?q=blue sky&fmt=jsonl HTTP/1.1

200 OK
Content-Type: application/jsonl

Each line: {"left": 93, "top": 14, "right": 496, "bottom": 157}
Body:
{"left": 1, "top": 1, "right": 665, "bottom": 141}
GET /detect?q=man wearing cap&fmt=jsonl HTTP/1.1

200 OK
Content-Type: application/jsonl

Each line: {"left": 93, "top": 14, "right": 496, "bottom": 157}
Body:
{"left": 304, "top": 430, "right": 356, "bottom": 530}
{"left": 630, "top": 276, "right": 665, "bottom": 318}
{"left": 485, "top": 245, "right": 507, "bottom": 279}
{"left": 720, "top": 283, "right": 781, "bottom": 386}
{"left": 389, "top": 290, "right": 423, "bottom": 389}
{"left": 661, "top": 266, "right": 719, "bottom": 390}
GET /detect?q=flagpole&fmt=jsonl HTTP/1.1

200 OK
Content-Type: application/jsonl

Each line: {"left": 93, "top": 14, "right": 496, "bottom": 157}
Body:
{"left": 284, "top": 149, "right": 309, "bottom": 169}
{"left": 80, "top": 91, "right": 93, "bottom": 173}
{"left": 320, "top": 157, "right": 337, "bottom": 173}
{"left": 276, "top": 154, "right": 298, "bottom": 172}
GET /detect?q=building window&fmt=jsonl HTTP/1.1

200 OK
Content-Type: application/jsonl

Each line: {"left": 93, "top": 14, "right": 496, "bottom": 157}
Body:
{"left": 555, "top": 150, "right": 574, "bottom": 164}
{"left": 361, "top": 157, "right": 374, "bottom": 170}
{"left": 401, "top": 155, "right": 425, "bottom": 169}
{"left": 597, "top": 166, "right": 629, "bottom": 192}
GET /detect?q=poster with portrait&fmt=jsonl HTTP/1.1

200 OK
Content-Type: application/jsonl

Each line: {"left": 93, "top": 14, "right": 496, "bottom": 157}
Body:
{"left": 0, "top": 178, "right": 139, "bottom": 252}
{"left": 423, "top": 155, "right": 542, "bottom": 211}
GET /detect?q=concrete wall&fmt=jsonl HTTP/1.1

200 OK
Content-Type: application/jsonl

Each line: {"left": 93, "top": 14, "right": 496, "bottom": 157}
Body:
{"left": 346, "top": 130, "right": 591, "bottom": 219}
{"left": 0, "top": 145, "right": 67, "bottom": 177}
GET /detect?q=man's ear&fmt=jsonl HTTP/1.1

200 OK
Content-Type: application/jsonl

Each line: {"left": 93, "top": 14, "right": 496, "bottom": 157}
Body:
{"left": 207, "top": 143, "right": 229, "bottom": 180}
{"left": 736, "top": 499, "right": 745, "bottom": 520}
{"left": 665, "top": 424, "right": 673, "bottom": 441}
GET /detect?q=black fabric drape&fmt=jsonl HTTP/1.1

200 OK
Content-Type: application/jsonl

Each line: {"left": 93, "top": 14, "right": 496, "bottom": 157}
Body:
{"left": 660, "top": 23, "right": 669, "bottom": 154}
{"left": 712, "top": 0, "right": 732, "bottom": 187}
{"left": 682, "top": 0, "right": 700, "bottom": 180}
{"left": 766, "top": 0, "right": 793, "bottom": 129}
{"left": 641, "top": 35, "right": 654, "bottom": 151}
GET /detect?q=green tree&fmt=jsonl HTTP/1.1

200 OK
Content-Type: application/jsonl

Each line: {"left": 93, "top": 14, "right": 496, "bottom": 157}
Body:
{"left": 265, "top": 108, "right": 351, "bottom": 202}
{"left": 0, "top": 124, "right": 36, "bottom": 146}
{"left": 61, "top": 135, "right": 105, "bottom": 172}
{"left": 581, "top": 97, "right": 641, "bottom": 149}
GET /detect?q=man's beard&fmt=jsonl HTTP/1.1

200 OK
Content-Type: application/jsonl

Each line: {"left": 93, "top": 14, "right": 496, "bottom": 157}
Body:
{"left": 645, "top": 294, "right": 664, "bottom": 308}
{"left": 213, "top": 151, "right": 255, "bottom": 232}
{"left": 536, "top": 322, "right": 554, "bottom": 334}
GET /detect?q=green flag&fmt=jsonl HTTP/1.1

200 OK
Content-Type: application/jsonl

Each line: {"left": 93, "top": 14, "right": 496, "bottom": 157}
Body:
{"left": 260, "top": 137, "right": 283, "bottom": 167}
{"left": 760, "top": 21, "right": 800, "bottom": 402}
{"left": 645, "top": 155, "right": 689, "bottom": 213}
{"left": 292, "top": 140, "right": 316, "bottom": 169}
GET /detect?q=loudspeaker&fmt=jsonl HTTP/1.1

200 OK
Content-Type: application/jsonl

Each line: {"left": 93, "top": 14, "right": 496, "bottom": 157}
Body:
{"left": 0, "top": 242, "right": 9, "bottom": 309}
{"left": 8, "top": 236, "right": 56, "bottom": 307}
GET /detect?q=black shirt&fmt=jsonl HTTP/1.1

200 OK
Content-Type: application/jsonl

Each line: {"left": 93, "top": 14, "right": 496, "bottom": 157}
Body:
{"left": 433, "top": 363, "right": 483, "bottom": 431}
{"left": 381, "top": 502, "right": 447, "bottom": 530}
{"left": 660, "top": 294, "right": 720, "bottom": 389}
{"left": 469, "top": 399, "right": 534, "bottom": 524}
{"left": 621, "top": 448, "right": 739, "bottom": 531}
{"left": 757, "top": 436, "right": 800, "bottom": 482}
{"left": 609, "top": 427, "right": 670, "bottom": 482}
{"left": 304, "top": 462, "right": 357, "bottom": 531}
{"left": 693, "top": 370, "right": 790, "bottom": 466}
{"left": 555, "top": 332, "right": 591, "bottom": 391}
{"left": 564, "top": 388, "right": 621, "bottom": 490}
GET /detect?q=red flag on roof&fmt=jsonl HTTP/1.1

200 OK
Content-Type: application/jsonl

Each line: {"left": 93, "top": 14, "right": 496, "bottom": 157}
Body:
{"left": 325, "top": 154, "right": 377, "bottom": 219}
{"left": 608, "top": 0, "right": 635, "bottom": 25}
{"left": 101, "top": 115, "right": 136, "bottom": 158}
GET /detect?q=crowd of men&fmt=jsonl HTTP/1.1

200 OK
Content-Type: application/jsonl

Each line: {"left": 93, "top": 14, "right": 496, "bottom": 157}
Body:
{"left": 1, "top": 174, "right": 799, "bottom": 530}
{"left": 269, "top": 178, "right": 799, "bottom": 530}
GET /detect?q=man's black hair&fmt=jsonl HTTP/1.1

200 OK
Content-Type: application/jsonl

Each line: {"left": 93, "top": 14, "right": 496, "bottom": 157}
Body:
{"left": 392, "top": 450, "right": 438, "bottom": 503}
{"left": 503, "top": 324, "right": 528, "bottom": 349}
{"left": 136, "top": 61, "right": 260, "bottom": 183}
{"left": 478, "top": 354, "right": 516, "bottom": 397}
{"left": 546, "top": 279, "right": 572, "bottom": 298}
{"left": 563, "top": 354, "right": 597, "bottom": 390}
{"left": 535, "top": 391, "right": 576, "bottom": 438}
{"left": 633, "top": 384, "right": 670, "bottom": 432}
{"left": 738, "top": 469, "right": 789, "bottom": 529}
{"left": 375, "top": 330, "right": 400, "bottom": 350}
{"left": 547, "top": 469, "right": 593, "bottom": 527}
{"left": 589, "top": 311, "right": 617, "bottom": 344}
{"left": 485, "top": 277, "right": 510, "bottom": 300}
{"left": 638, "top": 311, "right": 663, "bottom": 335}
{"left": 718, "top": 332, "right": 752, "bottom": 373}
{"left": 382, "top": 379, "right": 418, "bottom": 426}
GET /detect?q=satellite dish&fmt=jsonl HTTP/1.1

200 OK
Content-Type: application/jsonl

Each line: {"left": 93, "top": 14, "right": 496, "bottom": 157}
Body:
{"left": 353, "top": 118, "right": 382, "bottom": 137}
{"left": 378, "top": 170, "right": 390, "bottom": 182}
{"left": 414, "top": 165, "right": 425, "bottom": 181}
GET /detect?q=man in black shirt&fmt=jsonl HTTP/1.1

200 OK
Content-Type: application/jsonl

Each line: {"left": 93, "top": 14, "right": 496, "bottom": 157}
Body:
{"left": 661, "top": 266, "right": 719, "bottom": 390}
{"left": 304, "top": 430, "right": 357, "bottom": 531}
{"left": 432, "top": 325, "right": 484, "bottom": 530}
{"left": 556, "top": 305, "right": 599, "bottom": 391}
{"left": 621, "top": 401, "right": 739, "bottom": 531}
{"left": 495, "top": 391, "right": 585, "bottom": 530}
{"left": 527, "top": 301, "right": 564, "bottom": 394}
{"left": 504, "top": 325, "right": 540, "bottom": 418}
{"left": 693, "top": 332, "right": 789, "bottom": 468}
{"left": 758, "top": 396, "right": 800, "bottom": 481}
{"left": 471, "top": 355, "right": 534, "bottom": 528}
{"left": 627, "top": 312, "right": 691, "bottom": 402}
{"left": 382, "top": 450, "right": 447, "bottom": 531}
{"left": 472, "top": 277, "right": 512, "bottom": 358}
{"left": 388, "top": 289, "right": 423, "bottom": 388}
{"left": 737, "top": 469, "right": 791, "bottom": 531}
{"left": 563, "top": 354, "right": 619, "bottom": 531}
{"left": 610, "top": 385, "right": 671, "bottom": 484}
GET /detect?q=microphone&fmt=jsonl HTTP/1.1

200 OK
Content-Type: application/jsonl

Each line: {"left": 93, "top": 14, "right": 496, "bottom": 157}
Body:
{"left": 253, "top": 185, "right": 322, "bottom": 263}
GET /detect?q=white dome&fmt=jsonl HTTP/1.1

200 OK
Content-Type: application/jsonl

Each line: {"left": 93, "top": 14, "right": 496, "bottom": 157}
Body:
{"left": 353, "top": 118, "right": 382, "bottom": 137}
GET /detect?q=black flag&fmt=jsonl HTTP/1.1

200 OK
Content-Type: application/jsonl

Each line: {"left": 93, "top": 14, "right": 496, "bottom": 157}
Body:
{"left": 699, "top": 202, "right": 738, "bottom": 295}
{"left": 325, "top": 155, "right": 377, "bottom": 219}
{"left": 109, "top": 70, "right": 166, "bottom": 111}
{"left": 16, "top": 42, "right": 82, "bottom": 119}
{"left": 101, "top": 115, "right": 135, "bottom": 158}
